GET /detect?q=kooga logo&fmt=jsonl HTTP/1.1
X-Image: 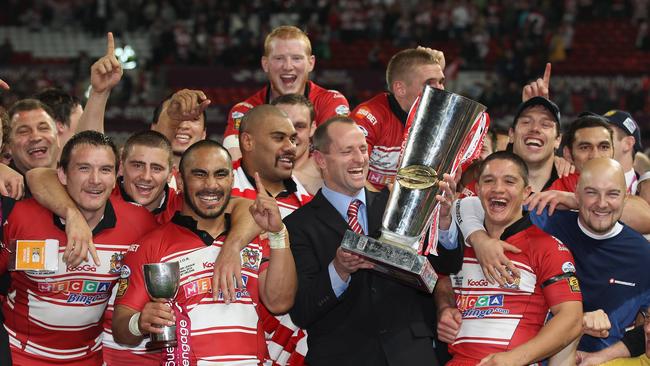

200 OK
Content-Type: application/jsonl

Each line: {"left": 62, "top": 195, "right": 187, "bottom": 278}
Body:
{"left": 67, "top": 264, "right": 97, "bottom": 272}
{"left": 466, "top": 278, "right": 489, "bottom": 287}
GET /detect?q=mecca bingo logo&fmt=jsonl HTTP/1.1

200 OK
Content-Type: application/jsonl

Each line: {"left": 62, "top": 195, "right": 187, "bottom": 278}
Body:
{"left": 457, "top": 294, "right": 510, "bottom": 318}
{"left": 39, "top": 279, "right": 112, "bottom": 294}
{"left": 182, "top": 274, "right": 250, "bottom": 299}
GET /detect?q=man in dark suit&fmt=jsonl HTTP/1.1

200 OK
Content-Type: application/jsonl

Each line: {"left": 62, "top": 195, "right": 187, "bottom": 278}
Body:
{"left": 285, "top": 116, "right": 463, "bottom": 366}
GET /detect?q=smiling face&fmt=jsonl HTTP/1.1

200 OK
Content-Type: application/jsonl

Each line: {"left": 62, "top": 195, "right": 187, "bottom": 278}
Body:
{"left": 159, "top": 100, "right": 206, "bottom": 155}
{"left": 180, "top": 146, "right": 232, "bottom": 220}
{"left": 314, "top": 122, "right": 369, "bottom": 196}
{"left": 262, "top": 38, "right": 315, "bottom": 99}
{"left": 58, "top": 144, "right": 116, "bottom": 224}
{"left": 10, "top": 108, "right": 60, "bottom": 173}
{"left": 477, "top": 158, "right": 531, "bottom": 231}
{"left": 510, "top": 105, "right": 560, "bottom": 166}
{"left": 121, "top": 145, "right": 172, "bottom": 211}
{"left": 242, "top": 114, "right": 297, "bottom": 182}
{"left": 565, "top": 126, "right": 614, "bottom": 172}
{"left": 400, "top": 63, "right": 445, "bottom": 111}
{"left": 275, "top": 102, "right": 314, "bottom": 161}
{"left": 576, "top": 159, "right": 627, "bottom": 235}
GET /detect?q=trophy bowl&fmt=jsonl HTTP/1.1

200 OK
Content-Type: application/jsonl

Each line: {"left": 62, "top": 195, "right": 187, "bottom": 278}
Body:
{"left": 143, "top": 262, "right": 181, "bottom": 349}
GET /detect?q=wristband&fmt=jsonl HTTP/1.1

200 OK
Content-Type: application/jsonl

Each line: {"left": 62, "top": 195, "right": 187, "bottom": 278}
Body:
{"left": 268, "top": 225, "right": 288, "bottom": 249}
{"left": 128, "top": 312, "right": 143, "bottom": 336}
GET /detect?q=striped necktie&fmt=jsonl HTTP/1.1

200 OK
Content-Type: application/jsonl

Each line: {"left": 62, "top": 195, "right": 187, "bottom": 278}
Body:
{"left": 347, "top": 199, "right": 364, "bottom": 234}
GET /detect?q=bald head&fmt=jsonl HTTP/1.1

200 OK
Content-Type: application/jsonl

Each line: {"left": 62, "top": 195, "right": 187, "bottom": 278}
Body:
{"left": 578, "top": 158, "right": 626, "bottom": 192}
{"left": 239, "top": 104, "right": 289, "bottom": 135}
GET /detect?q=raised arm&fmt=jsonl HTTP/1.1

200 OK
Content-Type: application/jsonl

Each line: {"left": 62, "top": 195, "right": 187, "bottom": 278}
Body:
{"left": 25, "top": 167, "right": 97, "bottom": 266}
{"left": 252, "top": 173, "right": 297, "bottom": 314}
{"left": 151, "top": 89, "right": 210, "bottom": 143}
{"left": 76, "top": 32, "right": 123, "bottom": 134}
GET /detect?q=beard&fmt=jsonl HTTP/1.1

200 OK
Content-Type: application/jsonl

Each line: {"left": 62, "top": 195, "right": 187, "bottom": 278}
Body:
{"left": 183, "top": 188, "right": 231, "bottom": 219}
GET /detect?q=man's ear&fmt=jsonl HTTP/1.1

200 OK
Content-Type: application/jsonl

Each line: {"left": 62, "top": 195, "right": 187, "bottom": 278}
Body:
{"left": 563, "top": 146, "right": 575, "bottom": 164}
{"left": 392, "top": 81, "right": 406, "bottom": 98}
{"left": 176, "top": 172, "right": 184, "bottom": 192}
{"left": 240, "top": 132, "right": 253, "bottom": 152}
{"left": 508, "top": 128, "right": 515, "bottom": 143}
{"left": 261, "top": 56, "right": 269, "bottom": 73}
{"left": 55, "top": 121, "right": 66, "bottom": 135}
{"left": 554, "top": 133, "right": 562, "bottom": 149}
{"left": 312, "top": 150, "right": 327, "bottom": 170}
{"left": 57, "top": 167, "right": 67, "bottom": 186}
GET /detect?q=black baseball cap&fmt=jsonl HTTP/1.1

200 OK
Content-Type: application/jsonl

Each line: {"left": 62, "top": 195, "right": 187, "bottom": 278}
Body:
{"left": 602, "top": 110, "right": 643, "bottom": 153}
{"left": 512, "top": 97, "right": 561, "bottom": 129}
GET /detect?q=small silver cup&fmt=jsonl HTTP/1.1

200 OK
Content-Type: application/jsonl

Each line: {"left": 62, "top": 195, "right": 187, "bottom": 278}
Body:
{"left": 143, "top": 262, "right": 180, "bottom": 349}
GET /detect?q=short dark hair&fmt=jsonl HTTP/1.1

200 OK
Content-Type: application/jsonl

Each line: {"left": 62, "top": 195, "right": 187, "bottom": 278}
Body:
{"left": 151, "top": 92, "right": 207, "bottom": 130}
{"left": 121, "top": 130, "right": 173, "bottom": 169}
{"left": 562, "top": 115, "right": 613, "bottom": 151}
{"left": 271, "top": 94, "right": 315, "bottom": 122}
{"left": 179, "top": 139, "right": 231, "bottom": 177}
{"left": 478, "top": 150, "right": 529, "bottom": 186}
{"left": 312, "top": 116, "right": 356, "bottom": 153}
{"left": 33, "top": 88, "right": 81, "bottom": 126}
{"left": 0, "top": 107, "right": 8, "bottom": 148}
{"left": 59, "top": 130, "right": 118, "bottom": 172}
{"left": 7, "top": 98, "right": 56, "bottom": 125}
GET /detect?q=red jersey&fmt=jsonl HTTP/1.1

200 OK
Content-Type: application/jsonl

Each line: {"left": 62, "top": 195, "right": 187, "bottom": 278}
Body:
{"left": 231, "top": 159, "right": 311, "bottom": 365}
{"left": 110, "top": 178, "right": 183, "bottom": 225}
{"left": 115, "top": 213, "right": 269, "bottom": 365}
{"left": 351, "top": 92, "right": 407, "bottom": 190}
{"left": 448, "top": 215, "right": 582, "bottom": 365}
{"left": 1, "top": 197, "right": 157, "bottom": 366}
{"left": 547, "top": 172, "right": 579, "bottom": 193}
{"left": 223, "top": 81, "right": 349, "bottom": 151}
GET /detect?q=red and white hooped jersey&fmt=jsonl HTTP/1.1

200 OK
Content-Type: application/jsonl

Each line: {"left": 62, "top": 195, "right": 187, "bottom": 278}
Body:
{"left": 223, "top": 81, "right": 349, "bottom": 151}
{"left": 447, "top": 216, "right": 582, "bottom": 365}
{"left": 231, "top": 159, "right": 312, "bottom": 218}
{"left": 231, "top": 159, "right": 310, "bottom": 366}
{"left": 115, "top": 215, "right": 269, "bottom": 365}
{"left": 0, "top": 197, "right": 157, "bottom": 366}
{"left": 351, "top": 92, "right": 407, "bottom": 191}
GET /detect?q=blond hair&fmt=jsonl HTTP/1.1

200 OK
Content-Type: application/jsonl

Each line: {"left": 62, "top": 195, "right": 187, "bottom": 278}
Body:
{"left": 386, "top": 49, "right": 443, "bottom": 93}
{"left": 264, "top": 25, "right": 312, "bottom": 56}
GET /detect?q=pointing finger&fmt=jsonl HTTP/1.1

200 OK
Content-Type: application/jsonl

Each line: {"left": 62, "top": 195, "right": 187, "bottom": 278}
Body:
{"left": 253, "top": 172, "right": 270, "bottom": 197}
{"left": 543, "top": 62, "right": 552, "bottom": 87}
{"left": 106, "top": 32, "right": 115, "bottom": 56}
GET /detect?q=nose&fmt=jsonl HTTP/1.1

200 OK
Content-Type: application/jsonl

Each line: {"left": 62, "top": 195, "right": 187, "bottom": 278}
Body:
{"left": 142, "top": 166, "right": 153, "bottom": 181}
{"left": 89, "top": 168, "right": 100, "bottom": 184}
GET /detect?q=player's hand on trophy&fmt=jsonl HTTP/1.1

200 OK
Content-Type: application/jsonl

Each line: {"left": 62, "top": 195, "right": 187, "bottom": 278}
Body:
{"left": 522, "top": 62, "right": 551, "bottom": 102}
{"left": 332, "top": 247, "right": 373, "bottom": 282}
{"left": 524, "top": 190, "right": 576, "bottom": 216}
{"left": 0, "top": 163, "right": 24, "bottom": 200}
{"left": 63, "top": 208, "right": 100, "bottom": 267}
{"left": 166, "top": 89, "right": 211, "bottom": 122}
{"left": 90, "top": 32, "right": 122, "bottom": 94}
{"left": 249, "top": 172, "right": 283, "bottom": 233}
{"left": 0, "top": 78, "right": 9, "bottom": 90}
{"left": 436, "top": 173, "right": 457, "bottom": 230}
{"left": 437, "top": 306, "right": 462, "bottom": 344}
{"left": 583, "top": 309, "right": 611, "bottom": 338}
{"left": 139, "top": 300, "right": 176, "bottom": 335}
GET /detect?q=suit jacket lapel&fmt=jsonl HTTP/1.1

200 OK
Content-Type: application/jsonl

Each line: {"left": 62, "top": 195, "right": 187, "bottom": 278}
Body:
{"left": 312, "top": 191, "right": 349, "bottom": 235}
{"left": 365, "top": 189, "right": 385, "bottom": 238}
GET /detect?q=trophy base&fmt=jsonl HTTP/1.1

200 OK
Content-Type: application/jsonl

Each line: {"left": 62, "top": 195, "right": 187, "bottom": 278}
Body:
{"left": 146, "top": 339, "right": 177, "bottom": 349}
{"left": 340, "top": 230, "right": 438, "bottom": 293}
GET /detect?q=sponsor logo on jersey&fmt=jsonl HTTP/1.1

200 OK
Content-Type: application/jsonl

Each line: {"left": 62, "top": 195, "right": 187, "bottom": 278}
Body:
{"left": 232, "top": 111, "right": 245, "bottom": 131}
{"left": 562, "top": 261, "right": 576, "bottom": 273}
{"left": 457, "top": 294, "right": 504, "bottom": 311}
{"left": 553, "top": 237, "right": 569, "bottom": 251}
{"left": 569, "top": 276, "right": 581, "bottom": 292}
{"left": 241, "top": 248, "right": 261, "bottom": 270}
{"left": 335, "top": 104, "right": 350, "bottom": 115}
{"left": 116, "top": 278, "right": 129, "bottom": 297}
{"left": 120, "top": 264, "right": 131, "bottom": 279}
{"left": 66, "top": 292, "right": 111, "bottom": 305}
{"left": 39, "top": 279, "right": 113, "bottom": 294}
{"left": 355, "top": 107, "right": 378, "bottom": 125}
{"left": 329, "top": 90, "right": 346, "bottom": 99}
{"left": 109, "top": 252, "right": 125, "bottom": 274}
{"left": 466, "top": 278, "right": 490, "bottom": 287}
{"left": 66, "top": 264, "right": 97, "bottom": 272}
{"left": 128, "top": 244, "right": 140, "bottom": 252}
{"left": 183, "top": 274, "right": 251, "bottom": 299}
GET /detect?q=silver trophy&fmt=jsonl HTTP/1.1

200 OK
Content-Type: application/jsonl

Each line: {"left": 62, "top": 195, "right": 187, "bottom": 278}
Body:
{"left": 341, "top": 86, "right": 486, "bottom": 293}
{"left": 143, "top": 262, "right": 181, "bottom": 349}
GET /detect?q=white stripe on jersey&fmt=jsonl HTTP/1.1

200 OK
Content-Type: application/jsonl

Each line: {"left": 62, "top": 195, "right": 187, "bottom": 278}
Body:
{"left": 454, "top": 318, "right": 520, "bottom": 344}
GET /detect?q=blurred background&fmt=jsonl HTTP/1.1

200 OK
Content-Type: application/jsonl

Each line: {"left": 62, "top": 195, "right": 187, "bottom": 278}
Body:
{"left": 0, "top": 0, "right": 648, "bottom": 147}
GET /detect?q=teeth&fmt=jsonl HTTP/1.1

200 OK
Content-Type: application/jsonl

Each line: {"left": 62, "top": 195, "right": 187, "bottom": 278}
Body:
{"left": 175, "top": 134, "right": 190, "bottom": 142}
{"left": 524, "top": 138, "right": 543, "bottom": 147}
{"left": 28, "top": 147, "right": 47, "bottom": 154}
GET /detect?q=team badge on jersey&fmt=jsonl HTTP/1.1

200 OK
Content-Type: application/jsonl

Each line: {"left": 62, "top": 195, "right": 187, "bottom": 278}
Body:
{"left": 109, "top": 252, "right": 125, "bottom": 274}
{"left": 568, "top": 276, "right": 581, "bottom": 292}
{"left": 335, "top": 104, "right": 350, "bottom": 116}
{"left": 241, "top": 248, "right": 261, "bottom": 270}
{"left": 116, "top": 278, "right": 129, "bottom": 297}
{"left": 120, "top": 264, "right": 131, "bottom": 279}
{"left": 232, "top": 111, "right": 245, "bottom": 130}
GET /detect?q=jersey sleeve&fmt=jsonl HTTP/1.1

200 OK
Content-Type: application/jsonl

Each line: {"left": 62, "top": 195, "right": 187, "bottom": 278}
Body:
{"left": 533, "top": 232, "right": 582, "bottom": 307}
{"left": 547, "top": 173, "right": 579, "bottom": 192}
{"left": 115, "top": 234, "right": 156, "bottom": 312}
{"left": 351, "top": 104, "right": 379, "bottom": 153}
{"left": 258, "top": 236, "right": 271, "bottom": 274}
{"left": 314, "top": 90, "right": 350, "bottom": 126}
{"left": 223, "top": 102, "right": 253, "bottom": 150}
